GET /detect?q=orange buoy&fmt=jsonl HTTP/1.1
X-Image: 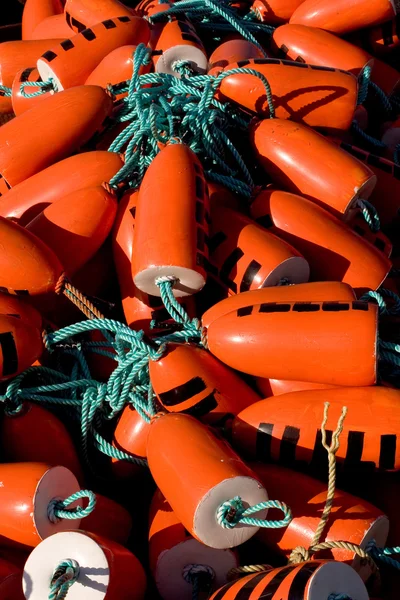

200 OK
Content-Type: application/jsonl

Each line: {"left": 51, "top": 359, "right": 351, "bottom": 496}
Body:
{"left": 149, "top": 343, "right": 261, "bottom": 423}
{"left": 64, "top": 0, "right": 134, "bottom": 33}
{"left": 202, "top": 281, "right": 357, "bottom": 329}
{"left": 250, "top": 188, "right": 391, "bottom": 294}
{"left": 219, "top": 59, "right": 358, "bottom": 133}
{"left": 0, "top": 150, "right": 122, "bottom": 225}
{"left": 333, "top": 141, "right": 400, "bottom": 228}
{"left": 112, "top": 405, "right": 149, "bottom": 478}
{"left": 0, "top": 463, "right": 83, "bottom": 547}
{"left": 0, "top": 39, "right": 63, "bottom": 89}
{"left": 82, "top": 493, "right": 133, "bottom": 545}
{"left": 0, "top": 294, "right": 42, "bottom": 329}
{"left": 232, "top": 387, "right": 400, "bottom": 471}
{"left": 271, "top": 24, "right": 373, "bottom": 75}
{"left": 149, "top": 489, "right": 238, "bottom": 600}
{"left": 0, "top": 216, "right": 63, "bottom": 299}
{"left": 208, "top": 39, "right": 265, "bottom": 76}
{"left": 147, "top": 413, "right": 268, "bottom": 549}
{"left": 251, "top": 118, "right": 377, "bottom": 219}
{"left": 252, "top": 463, "right": 388, "bottom": 581}
{"left": 85, "top": 44, "right": 151, "bottom": 98}
{"left": 11, "top": 67, "right": 52, "bottom": 116}
{"left": 0, "top": 85, "right": 113, "bottom": 194}
{"left": 206, "top": 301, "right": 377, "bottom": 386}
{"left": 207, "top": 182, "right": 241, "bottom": 210}
{"left": 255, "top": 377, "right": 342, "bottom": 397}
{"left": 132, "top": 143, "right": 209, "bottom": 297}
{"left": 251, "top": 0, "right": 307, "bottom": 24}
{"left": 0, "top": 402, "right": 83, "bottom": 481}
{"left": 0, "top": 316, "right": 43, "bottom": 381}
{"left": 26, "top": 184, "right": 117, "bottom": 276}
{"left": 23, "top": 530, "right": 147, "bottom": 599}
{"left": 370, "top": 57, "right": 400, "bottom": 97}
{"left": 365, "top": 15, "right": 400, "bottom": 56}
{"left": 209, "top": 205, "right": 310, "bottom": 293}
{"left": 209, "top": 560, "right": 369, "bottom": 599}
{"left": 37, "top": 17, "right": 150, "bottom": 91}
{"left": 152, "top": 18, "right": 208, "bottom": 75}
{"left": 22, "top": 0, "right": 63, "bottom": 40}
{"left": 31, "top": 13, "right": 74, "bottom": 40}
{"left": 290, "top": 0, "right": 397, "bottom": 34}
{"left": 0, "top": 558, "right": 24, "bottom": 600}
{"left": 113, "top": 189, "right": 196, "bottom": 331}
{"left": 136, "top": 0, "right": 177, "bottom": 15}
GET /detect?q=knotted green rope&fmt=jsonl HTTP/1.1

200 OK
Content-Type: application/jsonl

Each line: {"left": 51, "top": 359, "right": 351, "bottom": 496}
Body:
{"left": 217, "top": 497, "right": 292, "bottom": 529}
{"left": 49, "top": 559, "right": 80, "bottom": 600}
{"left": 48, "top": 489, "right": 97, "bottom": 523}
{"left": 20, "top": 77, "right": 56, "bottom": 97}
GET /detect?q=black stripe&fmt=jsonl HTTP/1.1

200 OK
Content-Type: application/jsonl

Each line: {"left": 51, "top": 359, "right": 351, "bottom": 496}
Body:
{"left": 181, "top": 33, "right": 200, "bottom": 43}
{"left": 209, "top": 580, "right": 235, "bottom": 600}
{"left": 236, "top": 573, "right": 269, "bottom": 599}
{"left": 367, "top": 153, "right": 393, "bottom": 173}
{"left": 81, "top": 28, "right": 96, "bottom": 41}
{"left": 208, "top": 231, "right": 227, "bottom": 253}
{"left": 203, "top": 256, "right": 219, "bottom": 277}
{"left": 341, "top": 143, "right": 367, "bottom": 162}
{"left": 195, "top": 201, "right": 204, "bottom": 224}
{"left": 311, "top": 428, "right": 332, "bottom": 468}
{"left": 42, "top": 50, "right": 57, "bottom": 62}
{"left": 195, "top": 175, "right": 204, "bottom": 200}
{"left": 150, "top": 307, "right": 170, "bottom": 323}
{"left": 352, "top": 301, "right": 369, "bottom": 311}
{"left": 256, "top": 422, "right": 273, "bottom": 462}
{"left": 197, "top": 227, "right": 205, "bottom": 251}
{"left": 66, "top": 11, "right": 72, "bottom": 27}
{"left": 147, "top": 294, "right": 163, "bottom": 308}
{"left": 379, "top": 434, "right": 396, "bottom": 469}
{"left": 181, "top": 393, "right": 218, "bottom": 418}
{"left": 0, "top": 332, "right": 18, "bottom": 377}
{"left": 353, "top": 224, "right": 366, "bottom": 236}
{"left": 255, "top": 214, "right": 273, "bottom": 229}
{"left": 295, "top": 55, "right": 306, "bottom": 63}
{"left": 0, "top": 287, "right": 9, "bottom": 295}
{"left": 237, "top": 306, "right": 253, "bottom": 317}
{"left": 152, "top": 49, "right": 163, "bottom": 56}
{"left": 237, "top": 59, "right": 250, "bottom": 67}
{"left": 219, "top": 248, "right": 244, "bottom": 290}
{"left": 259, "top": 303, "right": 290, "bottom": 313}
{"left": 322, "top": 302, "right": 350, "bottom": 312}
{"left": 382, "top": 20, "right": 394, "bottom": 45}
{"left": 279, "top": 44, "right": 289, "bottom": 56}
{"left": 103, "top": 19, "right": 117, "bottom": 29}
{"left": 6, "top": 314, "right": 20, "bottom": 319}
{"left": 194, "top": 162, "right": 202, "bottom": 174}
{"left": 345, "top": 431, "right": 364, "bottom": 464}
{"left": 129, "top": 206, "right": 136, "bottom": 219}
{"left": 118, "top": 16, "right": 130, "bottom": 22}
{"left": 14, "top": 289, "right": 29, "bottom": 296}
{"left": 288, "top": 561, "right": 320, "bottom": 599}
{"left": 310, "top": 64, "right": 335, "bottom": 71}
{"left": 256, "top": 565, "right": 296, "bottom": 597}
{"left": 394, "top": 164, "right": 400, "bottom": 180}
{"left": 71, "top": 16, "right": 86, "bottom": 32}
{"left": 292, "top": 303, "right": 320, "bottom": 312}
{"left": 60, "top": 39, "right": 74, "bottom": 51}
{"left": 158, "top": 376, "right": 207, "bottom": 406}
{"left": 279, "top": 425, "right": 300, "bottom": 465}
{"left": 254, "top": 58, "right": 280, "bottom": 65}
{"left": 177, "top": 20, "right": 194, "bottom": 33}
{"left": 240, "top": 260, "right": 261, "bottom": 293}
{"left": 375, "top": 237, "right": 386, "bottom": 252}
{"left": 20, "top": 67, "right": 35, "bottom": 82}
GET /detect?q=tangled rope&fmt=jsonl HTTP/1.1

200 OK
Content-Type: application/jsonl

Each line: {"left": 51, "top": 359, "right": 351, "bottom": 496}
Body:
{"left": 48, "top": 559, "right": 80, "bottom": 600}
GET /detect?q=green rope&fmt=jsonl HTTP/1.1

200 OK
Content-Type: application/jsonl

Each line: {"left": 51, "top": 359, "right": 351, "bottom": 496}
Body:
{"left": 20, "top": 77, "right": 56, "bottom": 97}
{"left": 366, "top": 540, "right": 400, "bottom": 571}
{"left": 183, "top": 564, "right": 214, "bottom": 600}
{"left": 0, "top": 84, "right": 12, "bottom": 98}
{"left": 369, "top": 81, "right": 394, "bottom": 116}
{"left": 328, "top": 595, "right": 352, "bottom": 600}
{"left": 357, "top": 199, "right": 381, "bottom": 232}
{"left": 49, "top": 559, "right": 80, "bottom": 600}
{"left": 351, "top": 120, "right": 387, "bottom": 151}
{"left": 48, "top": 489, "right": 97, "bottom": 523}
{"left": 360, "top": 288, "right": 400, "bottom": 315}
{"left": 357, "top": 64, "right": 371, "bottom": 105}
{"left": 217, "top": 497, "right": 292, "bottom": 529}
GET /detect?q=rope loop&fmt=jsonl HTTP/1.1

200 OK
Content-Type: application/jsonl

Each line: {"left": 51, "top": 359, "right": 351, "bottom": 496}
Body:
{"left": 217, "top": 497, "right": 292, "bottom": 530}
{"left": 0, "top": 84, "right": 12, "bottom": 98}
{"left": 48, "top": 559, "right": 80, "bottom": 600}
{"left": 20, "top": 77, "right": 56, "bottom": 97}
{"left": 48, "top": 489, "right": 97, "bottom": 523}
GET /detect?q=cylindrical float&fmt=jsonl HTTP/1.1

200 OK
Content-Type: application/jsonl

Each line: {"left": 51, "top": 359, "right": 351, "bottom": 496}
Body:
{"left": 0, "top": 85, "right": 113, "bottom": 193}
{"left": 26, "top": 185, "right": 117, "bottom": 276}
{"left": 132, "top": 143, "right": 209, "bottom": 297}
{"left": 255, "top": 378, "right": 342, "bottom": 397}
{"left": 112, "top": 406, "right": 149, "bottom": 478}
{"left": 64, "top": 0, "right": 134, "bottom": 33}
{"left": 219, "top": 59, "right": 358, "bottom": 133}
{"left": 251, "top": 0, "right": 307, "bottom": 24}
{"left": 250, "top": 188, "right": 391, "bottom": 293}
{"left": 0, "top": 39, "right": 63, "bottom": 89}
{"left": 250, "top": 118, "right": 377, "bottom": 219}
{"left": 252, "top": 463, "right": 389, "bottom": 581}
{"left": 147, "top": 413, "right": 269, "bottom": 549}
{"left": 149, "top": 489, "right": 238, "bottom": 600}
{"left": 22, "top": 530, "right": 147, "bottom": 599}
{"left": 209, "top": 560, "right": 369, "bottom": 599}
{"left": 231, "top": 387, "right": 400, "bottom": 471}
{"left": 11, "top": 67, "right": 52, "bottom": 116}
{"left": 37, "top": 16, "right": 150, "bottom": 91}
{"left": 206, "top": 300, "right": 377, "bottom": 385}
{"left": 22, "top": 0, "right": 63, "bottom": 40}
{"left": 149, "top": 343, "right": 260, "bottom": 423}
{"left": 31, "top": 14, "right": 74, "bottom": 40}
{"left": 208, "top": 39, "right": 265, "bottom": 76}
{"left": 82, "top": 494, "right": 133, "bottom": 545}
{"left": 152, "top": 18, "right": 208, "bottom": 75}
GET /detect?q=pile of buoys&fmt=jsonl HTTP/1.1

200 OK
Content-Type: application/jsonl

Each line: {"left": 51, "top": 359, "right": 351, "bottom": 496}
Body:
{"left": 1, "top": 0, "right": 400, "bottom": 599}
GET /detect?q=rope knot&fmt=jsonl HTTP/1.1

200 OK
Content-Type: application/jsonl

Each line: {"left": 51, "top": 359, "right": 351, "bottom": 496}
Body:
{"left": 49, "top": 559, "right": 80, "bottom": 600}
{"left": 288, "top": 546, "right": 311, "bottom": 564}
{"left": 48, "top": 489, "right": 97, "bottom": 524}
{"left": 217, "top": 496, "right": 242, "bottom": 529}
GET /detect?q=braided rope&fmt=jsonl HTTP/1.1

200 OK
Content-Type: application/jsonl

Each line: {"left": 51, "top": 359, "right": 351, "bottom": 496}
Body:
{"left": 217, "top": 497, "right": 292, "bottom": 529}
{"left": 48, "top": 490, "right": 97, "bottom": 523}
{"left": 228, "top": 564, "right": 272, "bottom": 580}
{"left": 356, "top": 199, "right": 381, "bottom": 232}
{"left": 48, "top": 559, "right": 79, "bottom": 600}
{"left": 183, "top": 564, "right": 215, "bottom": 600}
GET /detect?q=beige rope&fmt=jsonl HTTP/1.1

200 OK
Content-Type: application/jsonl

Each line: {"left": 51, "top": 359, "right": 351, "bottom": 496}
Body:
{"left": 55, "top": 273, "right": 105, "bottom": 320}
{"left": 228, "top": 564, "right": 272, "bottom": 580}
